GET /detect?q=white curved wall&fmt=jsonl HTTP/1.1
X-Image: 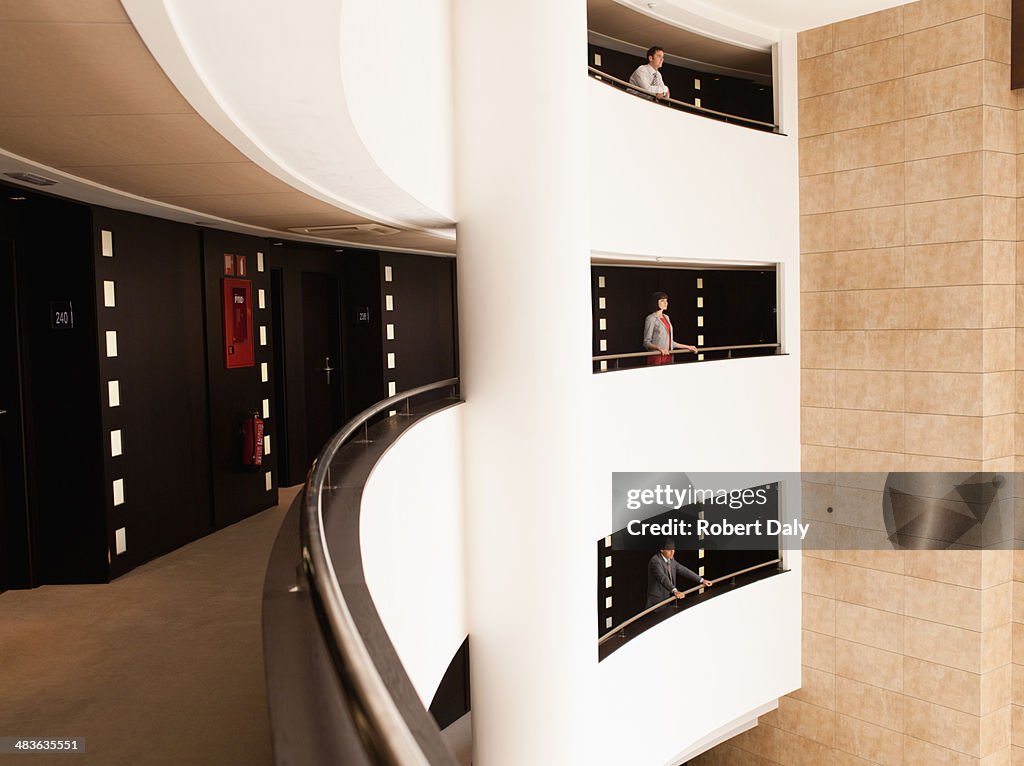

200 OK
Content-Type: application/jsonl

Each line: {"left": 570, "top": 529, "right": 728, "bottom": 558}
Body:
{"left": 340, "top": 0, "right": 455, "bottom": 221}
{"left": 587, "top": 35, "right": 802, "bottom": 765}
{"left": 360, "top": 406, "right": 466, "bottom": 707}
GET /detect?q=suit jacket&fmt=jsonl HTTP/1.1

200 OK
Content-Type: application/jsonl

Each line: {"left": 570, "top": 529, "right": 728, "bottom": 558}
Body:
{"left": 646, "top": 553, "right": 701, "bottom": 608}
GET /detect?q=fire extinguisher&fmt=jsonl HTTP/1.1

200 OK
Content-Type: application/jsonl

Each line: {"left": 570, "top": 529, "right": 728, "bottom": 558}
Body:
{"left": 241, "top": 411, "right": 264, "bottom": 468}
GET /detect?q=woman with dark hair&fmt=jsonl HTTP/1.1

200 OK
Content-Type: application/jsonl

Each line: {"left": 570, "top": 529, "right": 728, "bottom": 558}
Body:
{"left": 642, "top": 292, "right": 697, "bottom": 365}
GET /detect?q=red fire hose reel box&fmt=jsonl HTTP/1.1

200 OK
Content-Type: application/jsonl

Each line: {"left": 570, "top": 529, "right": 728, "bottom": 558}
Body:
{"left": 222, "top": 277, "right": 254, "bottom": 368}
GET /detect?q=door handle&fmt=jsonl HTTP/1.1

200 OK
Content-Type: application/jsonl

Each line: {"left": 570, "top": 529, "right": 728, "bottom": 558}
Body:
{"left": 323, "top": 356, "right": 334, "bottom": 385}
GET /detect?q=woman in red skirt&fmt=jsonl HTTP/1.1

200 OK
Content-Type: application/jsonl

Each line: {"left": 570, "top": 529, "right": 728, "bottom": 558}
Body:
{"left": 643, "top": 291, "right": 698, "bottom": 365}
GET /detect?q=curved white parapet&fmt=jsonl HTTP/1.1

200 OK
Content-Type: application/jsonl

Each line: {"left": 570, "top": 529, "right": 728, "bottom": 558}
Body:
{"left": 360, "top": 405, "right": 466, "bottom": 708}
{"left": 121, "top": 0, "right": 455, "bottom": 237}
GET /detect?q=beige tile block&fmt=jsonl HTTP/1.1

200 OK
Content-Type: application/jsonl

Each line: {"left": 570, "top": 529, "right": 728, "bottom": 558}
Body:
{"left": 984, "top": 328, "right": 1014, "bottom": 372}
{"left": 905, "top": 413, "right": 983, "bottom": 459}
{"left": 982, "top": 457, "right": 1014, "bottom": 472}
{"left": 802, "top": 330, "right": 837, "bottom": 368}
{"left": 985, "top": 107, "right": 1016, "bottom": 154}
{"left": 833, "top": 6, "right": 903, "bottom": 49}
{"left": 905, "top": 286, "right": 984, "bottom": 329}
{"left": 906, "top": 151, "right": 984, "bottom": 204}
{"left": 983, "top": 242, "right": 1015, "bottom": 284}
{"left": 1015, "top": 707, "right": 1024, "bottom": 750}
{"left": 779, "top": 695, "right": 836, "bottom": 747}
{"left": 1014, "top": 585, "right": 1024, "bottom": 622}
{"left": 803, "top": 555, "right": 837, "bottom": 598}
{"left": 1013, "top": 551, "right": 1024, "bottom": 582}
{"left": 835, "top": 601, "right": 903, "bottom": 653}
{"left": 802, "top": 445, "right": 836, "bottom": 473}
{"left": 982, "top": 622, "right": 1012, "bottom": 672}
{"left": 905, "top": 655, "right": 982, "bottom": 715}
{"left": 905, "top": 455, "right": 984, "bottom": 471}
{"left": 799, "top": 24, "right": 834, "bottom": 60}
{"left": 982, "top": 664, "right": 1013, "bottom": 714}
{"left": 833, "top": 79, "right": 903, "bottom": 133}
{"left": 984, "top": 414, "right": 1015, "bottom": 460}
{"left": 833, "top": 164, "right": 904, "bottom": 211}
{"left": 833, "top": 37, "right": 903, "bottom": 91}
{"left": 906, "top": 696, "right": 983, "bottom": 756}
{"left": 904, "top": 15, "right": 986, "bottom": 75}
{"left": 1015, "top": 414, "right": 1024, "bottom": 457}
{"left": 906, "top": 549, "right": 983, "bottom": 585}
{"left": 781, "top": 731, "right": 838, "bottom": 766}
{"left": 804, "top": 592, "right": 837, "bottom": 635}
{"left": 905, "top": 576, "right": 983, "bottom": 630}
{"left": 905, "top": 615, "right": 983, "bottom": 672}
{"left": 906, "top": 60, "right": 985, "bottom": 118}
{"left": 802, "top": 368, "right": 836, "bottom": 408}
{"left": 835, "top": 206, "right": 905, "bottom": 250}
{"left": 801, "top": 213, "right": 834, "bottom": 253}
{"left": 835, "top": 370, "right": 904, "bottom": 412}
{"left": 981, "top": 705, "right": 1012, "bottom": 757}
{"left": 834, "top": 544, "right": 904, "bottom": 576}
{"left": 800, "top": 134, "right": 835, "bottom": 177}
{"left": 905, "top": 371, "right": 983, "bottom": 416}
{"left": 804, "top": 628, "right": 836, "bottom": 673}
{"left": 985, "top": 196, "right": 1016, "bottom": 241}
{"left": 983, "top": 60, "right": 1017, "bottom": 109}
{"left": 834, "top": 448, "right": 905, "bottom": 472}
{"left": 980, "top": 550, "right": 1013, "bottom": 588}
{"left": 985, "top": 15, "right": 1011, "bottom": 63}
{"left": 906, "top": 241, "right": 984, "bottom": 287}
{"left": 801, "top": 173, "right": 835, "bottom": 215}
{"left": 836, "top": 409, "right": 904, "bottom": 453}
{"left": 799, "top": 54, "right": 834, "bottom": 99}
{"left": 836, "top": 750, "right": 882, "bottom": 766}
{"left": 829, "top": 483, "right": 888, "bottom": 532}
{"left": 802, "top": 291, "right": 836, "bottom": 330}
{"left": 1016, "top": 242, "right": 1024, "bottom": 283}
{"left": 834, "top": 561, "right": 902, "bottom": 612}
{"left": 801, "top": 92, "right": 837, "bottom": 137}
{"left": 906, "top": 107, "right": 984, "bottom": 161}
{"left": 803, "top": 406, "right": 838, "bottom": 447}
{"left": 983, "top": 372, "right": 1014, "bottom": 415}
{"left": 904, "top": 0, "right": 984, "bottom": 33}
{"left": 906, "top": 197, "right": 984, "bottom": 245}
{"left": 906, "top": 329, "right": 982, "bottom": 372}
{"left": 836, "top": 639, "right": 903, "bottom": 692}
{"left": 835, "top": 289, "right": 904, "bottom": 330}
{"left": 982, "top": 582, "right": 1013, "bottom": 630}
{"left": 802, "top": 252, "right": 836, "bottom": 293}
{"left": 985, "top": 0, "right": 1012, "bottom": 18}
{"left": 836, "top": 676, "right": 904, "bottom": 732}
{"left": 792, "top": 665, "right": 836, "bottom": 710}
{"left": 983, "top": 285, "right": 1013, "bottom": 329}
{"left": 905, "top": 735, "right": 979, "bottom": 766}
{"left": 1014, "top": 667, "right": 1024, "bottom": 709}
{"left": 836, "top": 329, "right": 906, "bottom": 371}
{"left": 834, "top": 121, "right": 905, "bottom": 172}
{"left": 833, "top": 247, "right": 904, "bottom": 291}
{"left": 984, "top": 152, "right": 1016, "bottom": 197}
{"left": 835, "top": 713, "right": 904, "bottom": 765}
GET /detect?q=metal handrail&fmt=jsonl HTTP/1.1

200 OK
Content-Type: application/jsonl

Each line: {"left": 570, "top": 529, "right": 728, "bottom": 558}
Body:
{"left": 597, "top": 557, "right": 782, "bottom": 645}
{"left": 593, "top": 342, "right": 780, "bottom": 362}
{"left": 301, "top": 378, "right": 460, "bottom": 766}
{"left": 587, "top": 66, "right": 779, "bottom": 131}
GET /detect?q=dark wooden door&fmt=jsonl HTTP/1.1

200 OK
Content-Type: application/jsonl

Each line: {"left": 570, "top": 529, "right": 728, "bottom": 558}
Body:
{"left": 301, "top": 272, "right": 344, "bottom": 465}
{"left": 0, "top": 241, "right": 32, "bottom": 589}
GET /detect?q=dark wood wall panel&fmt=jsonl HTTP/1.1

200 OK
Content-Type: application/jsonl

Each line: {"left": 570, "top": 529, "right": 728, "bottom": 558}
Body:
{"left": 201, "top": 230, "right": 278, "bottom": 528}
{"left": 2, "top": 190, "right": 107, "bottom": 583}
{"left": 340, "top": 252, "right": 384, "bottom": 420}
{"left": 91, "top": 208, "right": 212, "bottom": 575}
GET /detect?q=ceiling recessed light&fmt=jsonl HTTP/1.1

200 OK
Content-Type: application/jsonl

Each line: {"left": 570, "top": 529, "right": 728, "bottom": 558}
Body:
{"left": 4, "top": 171, "right": 57, "bottom": 186}
{"left": 271, "top": 241, "right": 284, "bottom": 246}
{"left": 9, "top": 196, "right": 26, "bottom": 201}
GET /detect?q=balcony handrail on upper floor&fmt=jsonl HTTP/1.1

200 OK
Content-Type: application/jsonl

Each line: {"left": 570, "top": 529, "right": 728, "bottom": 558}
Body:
{"left": 598, "top": 557, "right": 783, "bottom": 645}
{"left": 301, "top": 378, "right": 461, "bottom": 766}
{"left": 587, "top": 66, "right": 779, "bottom": 131}
{"left": 593, "top": 342, "right": 780, "bottom": 362}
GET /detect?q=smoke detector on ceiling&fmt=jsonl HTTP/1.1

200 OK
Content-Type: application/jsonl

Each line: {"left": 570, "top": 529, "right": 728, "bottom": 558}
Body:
{"left": 287, "top": 223, "right": 400, "bottom": 236}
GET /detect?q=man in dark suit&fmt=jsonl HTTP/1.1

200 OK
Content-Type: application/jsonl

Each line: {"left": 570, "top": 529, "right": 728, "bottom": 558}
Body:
{"left": 646, "top": 539, "right": 712, "bottom": 608}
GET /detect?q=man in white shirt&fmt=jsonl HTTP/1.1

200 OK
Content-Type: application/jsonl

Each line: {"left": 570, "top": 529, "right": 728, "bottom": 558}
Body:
{"left": 629, "top": 46, "right": 670, "bottom": 100}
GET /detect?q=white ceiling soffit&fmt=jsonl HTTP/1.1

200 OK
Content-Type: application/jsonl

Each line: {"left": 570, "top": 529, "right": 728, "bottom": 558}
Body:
{"left": 121, "top": 0, "right": 455, "bottom": 241}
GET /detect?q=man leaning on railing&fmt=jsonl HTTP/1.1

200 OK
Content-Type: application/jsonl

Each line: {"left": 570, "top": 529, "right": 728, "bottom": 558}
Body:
{"left": 629, "top": 46, "right": 670, "bottom": 100}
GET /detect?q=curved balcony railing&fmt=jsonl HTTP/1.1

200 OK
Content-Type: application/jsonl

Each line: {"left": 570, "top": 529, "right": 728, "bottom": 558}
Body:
{"left": 587, "top": 66, "right": 780, "bottom": 133}
{"left": 264, "top": 379, "right": 461, "bottom": 766}
{"left": 594, "top": 342, "right": 781, "bottom": 372}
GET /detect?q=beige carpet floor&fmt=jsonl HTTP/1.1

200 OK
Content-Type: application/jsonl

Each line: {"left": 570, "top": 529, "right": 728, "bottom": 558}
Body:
{"left": 0, "top": 486, "right": 299, "bottom": 766}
